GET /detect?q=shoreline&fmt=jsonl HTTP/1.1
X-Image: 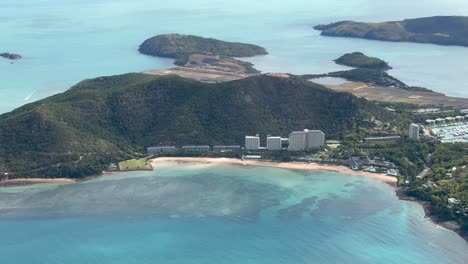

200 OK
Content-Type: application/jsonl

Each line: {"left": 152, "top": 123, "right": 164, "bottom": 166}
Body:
{"left": 396, "top": 188, "right": 468, "bottom": 242}
{"left": 0, "top": 178, "right": 77, "bottom": 187}
{"left": 150, "top": 157, "right": 398, "bottom": 185}
{"left": 1, "top": 157, "right": 466, "bottom": 242}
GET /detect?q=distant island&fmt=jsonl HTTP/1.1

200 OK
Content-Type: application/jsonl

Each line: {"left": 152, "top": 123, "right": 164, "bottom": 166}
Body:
{"left": 334, "top": 52, "right": 391, "bottom": 71}
{"left": 314, "top": 16, "right": 468, "bottom": 47}
{"left": 139, "top": 34, "right": 268, "bottom": 74}
{"left": 0, "top": 53, "right": 22, "bottom": 60}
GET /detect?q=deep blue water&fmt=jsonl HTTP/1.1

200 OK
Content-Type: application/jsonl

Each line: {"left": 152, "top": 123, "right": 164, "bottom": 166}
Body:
{"left": 0, "top": 163, "right": 467, "bottom": 263}
{"left": 1, "top": 0, "right": 468, "bottom": 113}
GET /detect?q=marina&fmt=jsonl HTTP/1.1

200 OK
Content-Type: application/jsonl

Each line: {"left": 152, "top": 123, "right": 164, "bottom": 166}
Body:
{"left": 430, "top": 122, "right": 468, "bottom": 143}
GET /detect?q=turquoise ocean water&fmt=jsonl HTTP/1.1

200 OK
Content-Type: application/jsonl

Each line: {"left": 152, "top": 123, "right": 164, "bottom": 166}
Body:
{"left": 2, "top": 1, "right": 468, "bottom": 263}
{"left": 0, "top": 163, "right": 467, "bottom": 264}
{"left": 1, "top": 0, "right": 468, "bottom": 113}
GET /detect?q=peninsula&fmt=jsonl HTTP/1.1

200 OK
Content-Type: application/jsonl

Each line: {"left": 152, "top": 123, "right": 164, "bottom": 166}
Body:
{"left": 314, "top": 16, "right": 468, "bottom": 47}
{"left": 139, "top": 34, "right": 268, "bottom": 76}
{"left": 303, "top": 52, "right": 468, "bottom": 107}
{"left": 304, "top": 52, "right": 431, "bottom": 92}
{"left": 0, "top": 53, "right": 22, "bottom": 60}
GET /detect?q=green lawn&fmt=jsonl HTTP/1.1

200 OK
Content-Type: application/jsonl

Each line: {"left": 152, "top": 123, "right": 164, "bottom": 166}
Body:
{"left": 397, "top": 177, "right": 406, "bottom": 185}
{"left": 118, "top": 158, "right": 151, "bottom": 171}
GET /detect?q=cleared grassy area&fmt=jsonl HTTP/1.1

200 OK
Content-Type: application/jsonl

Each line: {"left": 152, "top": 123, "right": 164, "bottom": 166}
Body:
{"left": 327, "top": 144, "right": 341, "bottom": 149}
{"left": 397, "top": 177, "right": 406, "bottom": 185}
{"left": 118, "top": 158, "right": 152, "bottom": 171}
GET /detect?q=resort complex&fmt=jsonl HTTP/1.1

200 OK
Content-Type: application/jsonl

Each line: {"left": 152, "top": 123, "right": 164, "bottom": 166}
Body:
{"left": 147, "top": 129, "right": 326, "bottom": 153}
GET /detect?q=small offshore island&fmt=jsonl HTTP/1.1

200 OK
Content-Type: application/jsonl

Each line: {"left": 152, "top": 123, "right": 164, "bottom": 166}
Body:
{"left": 334, "top": 52, "right": 392, "bottom": 71}
{"left": 139, "top": 34, "right": 268, "bottom": 82}
{"left": 314, "top": 16, "right": 468, "bottom": 47}
{"left": 0, "top": 52, "right": 22, "bottom": 60}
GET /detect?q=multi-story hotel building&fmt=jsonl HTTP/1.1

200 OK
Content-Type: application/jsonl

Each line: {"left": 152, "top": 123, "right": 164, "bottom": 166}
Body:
{"left": 288, "top": 130, "right": 307, "bottom": 151}
{"left": 288, "top": 129, "right": 325, "bottom": 151}
{"left": 409, "top": 124, "right": 420, "bottom": 140}
{"left": 307, "top": 130, "right": 325, "bottom": 148}
{"left": 245, "top": 136, "right": 260, "bottom": 150}
{"left": 266, "top": 136, "right": 282, "bottom": 150}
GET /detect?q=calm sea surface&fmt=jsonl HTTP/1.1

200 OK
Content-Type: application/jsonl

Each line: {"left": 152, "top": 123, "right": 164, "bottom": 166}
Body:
{"left": 1, "top": 163, "right": 467, "bottom": 264}
{"left": 1, "top": 0, "right": 468, "bottom": 113}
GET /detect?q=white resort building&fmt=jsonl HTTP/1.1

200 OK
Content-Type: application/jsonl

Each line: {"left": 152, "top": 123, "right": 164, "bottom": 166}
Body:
{"left": 307, "top": 130, "right": 326, "bottom": 149}
{"left": 245, "top": 135, "right": 260, "bottom": 150}
{"left": 266, "top": 136, "right": 282, "bottom": 150}
{"left": 288, "top": 129, "right": 325, "bottom": 151}
{"left": 409, "top": 123, "right": 420, "bottom": 140}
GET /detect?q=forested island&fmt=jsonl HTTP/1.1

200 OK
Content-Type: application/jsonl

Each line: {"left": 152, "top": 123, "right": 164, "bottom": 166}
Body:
{"left": 139, "top": 34, "right": 268, "bottom": 74}
{"left": 0, "top": 53, "right": 22, "bottom": 60}
{"left": 314, "top": 16, "right": 468, "bottom": 47}
{"left": 334, "top": 52, "right": 391, "bottom": 70}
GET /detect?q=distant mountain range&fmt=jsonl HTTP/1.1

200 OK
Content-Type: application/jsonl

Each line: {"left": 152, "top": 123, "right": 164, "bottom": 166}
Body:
{"left": 314, "top": 16, "right": 468, "bottom": 47}
{"left": 0, "top": 73, "right": 402, "bottom": 179}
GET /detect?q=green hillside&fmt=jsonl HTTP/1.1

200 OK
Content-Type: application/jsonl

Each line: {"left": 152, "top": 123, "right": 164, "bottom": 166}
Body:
{"left": 0, "top": 73, "right": 402, "bottom": 179}
{"left": 138, "top": 34, "right": 268, "bottom": 65}
{"left": 314, "top": 16, "right": 468, "bottom": 47}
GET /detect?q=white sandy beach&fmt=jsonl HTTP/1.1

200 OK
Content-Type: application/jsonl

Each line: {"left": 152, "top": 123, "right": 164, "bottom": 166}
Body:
{"left": 151, "top": 157, "right": 398, "bottom": 184}
{"left": 0, "top": 178, "right": 77, "bottom": 186}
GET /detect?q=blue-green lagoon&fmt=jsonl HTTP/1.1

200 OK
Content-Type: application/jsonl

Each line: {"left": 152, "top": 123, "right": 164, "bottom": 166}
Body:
{"left": 0, "top": 162, "right": 467, "bottom": 263}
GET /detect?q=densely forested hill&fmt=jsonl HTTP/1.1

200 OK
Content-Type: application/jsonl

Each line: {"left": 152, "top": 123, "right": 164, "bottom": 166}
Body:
{"left": 334, "top": 52, "right": 391, "bottom": 70}
{"left": 314, "top": 16, "right": 468, "bottom": 47}
{"left": 0, "top": 73, "right": 401, "bottom": 179}
{"left": 138, "top": 34, "right": 268, "bottom": 65}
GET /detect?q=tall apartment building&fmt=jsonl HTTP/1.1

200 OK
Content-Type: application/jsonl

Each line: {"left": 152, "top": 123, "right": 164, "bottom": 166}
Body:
{"left": 245, "top": 135, "right": 260, "bottom": 150}
{"left": 266, "top": 136, "right": 282, "bottom": 150}
{"left": 288, "top": 129, "right": 325, "bottom": 151}
{"left": 307, "top": 130, "right": 325, "bottom": 148}
{"left": 288, "top": 131, "right": 306, "bottom": 151}
{"left": 409, "top": 123, "right": 420, "bottom": 140}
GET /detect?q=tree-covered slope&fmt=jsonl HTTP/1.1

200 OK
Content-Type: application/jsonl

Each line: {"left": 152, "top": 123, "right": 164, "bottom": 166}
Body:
{"left": 314, "top": 16, "right": 468, "bottom": 47}
{"left": 138, "top": 34, "right": 268, "bottom": 65}
{"left": 0, "top": 73, "right": 401, "bottom": 179}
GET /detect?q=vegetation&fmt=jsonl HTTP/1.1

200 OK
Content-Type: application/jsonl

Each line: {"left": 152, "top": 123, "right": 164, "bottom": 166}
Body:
{"left": 334, "top": 52, "right": 391, "bottom": 70}
{"left": 118, "top": 158, "right": 151, "bottom": 171}
{"left": 314, "top": 16, "right": 468, "bottom": 47}
{"left": 304, "top": 68, "right": 433, "bottom": 92}
{"left": 0, "top": 73, "right": 404, "bottom": 179}
{"left": 138, "top": 34, "right": 268, "bottom": 65}
{"left": 304, "top": 51, "right": 434, "bottom": 92}
{"left": 406, "top": 143, "right": 468, "bottom": 235}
